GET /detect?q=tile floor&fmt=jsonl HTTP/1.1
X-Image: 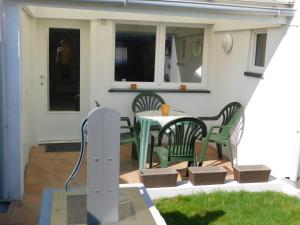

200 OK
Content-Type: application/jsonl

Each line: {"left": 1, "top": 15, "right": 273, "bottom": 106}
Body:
{"left": 0, "top": 143, "right": 232, "bottom": 225}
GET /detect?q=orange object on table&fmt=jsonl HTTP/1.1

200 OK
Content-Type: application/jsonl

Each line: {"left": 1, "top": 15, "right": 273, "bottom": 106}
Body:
{"left": 161, "top": 104, "right": 170, "bottom": 116}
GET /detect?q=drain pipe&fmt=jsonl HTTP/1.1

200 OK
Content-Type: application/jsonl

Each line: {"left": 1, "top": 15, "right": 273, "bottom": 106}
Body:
{"left": 0, "top": 0, "right": 9, "bottom": 201}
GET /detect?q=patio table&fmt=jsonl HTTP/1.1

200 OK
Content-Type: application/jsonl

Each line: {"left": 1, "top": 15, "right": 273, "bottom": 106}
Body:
{"left": 136, "top": 110, "right": 188, "bottom": 170}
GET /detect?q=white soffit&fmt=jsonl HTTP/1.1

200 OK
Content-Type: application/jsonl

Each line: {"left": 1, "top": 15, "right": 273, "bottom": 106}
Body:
{"left": 212, "top": 20, "right": 282, "bottom": 32}
{"left": 24, "top": 5, "right": 289, "bottom": 26}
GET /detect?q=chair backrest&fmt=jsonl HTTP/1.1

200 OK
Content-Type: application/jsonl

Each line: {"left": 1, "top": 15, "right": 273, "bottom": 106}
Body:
{"left": 132, "top": 91, "right": 165, "bottom": 113}
{"left": 158, "top": 117, "right": 207, "bottom": 157}
{"left": 219, "top": 102, "right": 242, "bottom": 126}
{"left": 219, "top": 103, "right": 243, "bottom": 138}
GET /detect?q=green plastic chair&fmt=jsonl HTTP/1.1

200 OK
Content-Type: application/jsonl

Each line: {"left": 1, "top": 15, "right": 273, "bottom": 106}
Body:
{"left": 150, "top": 117, "right": 207, "bottom": 169}
{"left": 132, "top": 91, "right": 166, "bottom": 149}
{"left": 120, "top": 117, "right": 139, "bottom": 159}
{"left": 132, "top": 91, "right": 165, "bottom": 114}
{"left": 198, "top": 102, "right": 243, "bottom": 167}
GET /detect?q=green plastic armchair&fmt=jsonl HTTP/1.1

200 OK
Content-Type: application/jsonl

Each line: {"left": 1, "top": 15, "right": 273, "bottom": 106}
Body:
{"left": 132, "top": 91, "right": 165, "bottom": 114}
{"left": 120, "top": 117, "right": 139, "bottom": 159}
{"left": 150, "top": 117, "right": 207, "bottom": 170}
{"left": 198, "top": 102, "right": 243, "bottom": 167}
{"left": 132, "top": 91, "right": 166, "bottom": 147}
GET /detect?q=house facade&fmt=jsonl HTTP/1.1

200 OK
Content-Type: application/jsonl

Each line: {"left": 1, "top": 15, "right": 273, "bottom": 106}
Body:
{"left": 0, "top": 0, "right": 299, "bottom": 201}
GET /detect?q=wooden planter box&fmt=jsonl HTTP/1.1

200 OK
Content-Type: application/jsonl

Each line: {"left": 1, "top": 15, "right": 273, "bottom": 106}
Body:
{"left": 233, "top": 165, "right": 271, "bottom": 183}
{"left": 139, "top": 168, "right": 178, "bottom": 188}
{"left": 188, "top": 166, "right": 227, "bottom": 185}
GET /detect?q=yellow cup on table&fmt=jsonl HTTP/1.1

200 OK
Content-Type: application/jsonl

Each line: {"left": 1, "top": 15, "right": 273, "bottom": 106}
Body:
{"left": 161, "top": 104, "right": 170, "bottom": 116}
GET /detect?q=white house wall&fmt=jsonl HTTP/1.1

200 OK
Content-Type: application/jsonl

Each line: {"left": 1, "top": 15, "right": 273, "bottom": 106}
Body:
{"left": 211, "top": 25, "right": 300, "bottom": 180}
{"left": 88, "top": 17, "right": 299, "bottom": 180}
{"left": 19, "top": 6, "right": 300, "bottom": 182}
{"left": 88, "top": 17, "right": 300, "bottom": 180}
{"left": 238, "top": 6, "right": 300, "bottom": 180}
{"left": 34, "top": 18, "right": 90, "bottom": 142}
{"left": 20, "top": 8, "right": 37, "bottom": 182}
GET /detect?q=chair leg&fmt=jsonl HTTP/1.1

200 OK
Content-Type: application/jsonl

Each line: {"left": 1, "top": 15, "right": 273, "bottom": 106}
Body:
{"left": 198, "top": 137, "right": 209, "bottom": 167}
{"left": 160, "top": 160, "right": 168, "bottom": 168}
{"left": 216, "top": 144, "right": 223, "bottom": 159}
{"left": 227, "top": 141, "right": 234, "bottom": 168}
{"left": 131, "top": 144, "right": 138, "bottom": 160}
{"left": 149, "top": 135, "right": 155, "bottom": 168}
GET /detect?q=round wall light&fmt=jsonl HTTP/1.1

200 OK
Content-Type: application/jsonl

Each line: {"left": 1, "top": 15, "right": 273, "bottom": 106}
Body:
{"left": 222, "top": 34, "right": 233, "bottom": 53}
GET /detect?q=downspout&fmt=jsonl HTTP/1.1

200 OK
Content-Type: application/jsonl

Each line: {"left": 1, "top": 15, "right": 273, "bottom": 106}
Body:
{"left": 0, "top": 0, "right": 9, "bottom": 201}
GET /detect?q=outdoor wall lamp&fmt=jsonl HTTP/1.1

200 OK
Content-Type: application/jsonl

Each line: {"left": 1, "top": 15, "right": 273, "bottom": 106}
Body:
{"left": 222, "top": 34, "right": 233, "bottom": 53}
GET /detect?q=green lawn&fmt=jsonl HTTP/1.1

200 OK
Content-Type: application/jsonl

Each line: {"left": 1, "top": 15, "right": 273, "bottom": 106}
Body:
{"left": 155, "top": 191, "right": 300, "bottom": 225}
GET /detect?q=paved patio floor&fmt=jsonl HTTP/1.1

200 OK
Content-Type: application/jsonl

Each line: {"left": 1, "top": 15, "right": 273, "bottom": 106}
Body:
{"left": 0, "top": 143, "right": 232, "bottom": 225}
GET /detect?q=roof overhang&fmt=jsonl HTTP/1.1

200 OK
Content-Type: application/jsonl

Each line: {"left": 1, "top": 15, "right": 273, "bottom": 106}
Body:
{"left": 9, "top": 0, "right": 296, "bottom": 17}
{"left": 10, "top": 0, "right": 296, "bottom": 26}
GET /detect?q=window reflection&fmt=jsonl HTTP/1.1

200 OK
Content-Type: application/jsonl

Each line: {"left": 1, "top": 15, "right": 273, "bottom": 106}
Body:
{"left": 164, "top": 27, "right": 204, "bottom": 83}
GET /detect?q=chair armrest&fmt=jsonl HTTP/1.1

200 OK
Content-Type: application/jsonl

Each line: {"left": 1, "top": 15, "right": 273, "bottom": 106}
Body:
{"left": 121, "top": 125, "right": 133, "bottom": 129}
{"left": 198, "top": 109, "right": 225, "bottom": 121}
{"left": 121, "top": 116, "right": 132, "bottom": 126}
{"left": 198, "top": 115, "right": 219, "bottom": 121}
{"left": 121, "top": 117, "right": 135, "bottom": 134}
{"left": 207, "top": 125, "right": 230, "bottom": 136}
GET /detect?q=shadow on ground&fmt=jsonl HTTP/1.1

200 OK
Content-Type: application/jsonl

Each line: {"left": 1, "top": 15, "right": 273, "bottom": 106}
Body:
{"left": 160, "top": 210, "right": 225, "bottom": 225}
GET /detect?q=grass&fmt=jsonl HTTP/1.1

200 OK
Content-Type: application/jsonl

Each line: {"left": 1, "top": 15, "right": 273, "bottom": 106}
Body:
{"left": 155, "top": 191, "right": 300, "bottom": 225}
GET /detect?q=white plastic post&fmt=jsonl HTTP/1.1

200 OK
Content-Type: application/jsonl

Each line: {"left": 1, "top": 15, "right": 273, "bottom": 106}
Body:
{"left": 87, "top": 107, "right": 120, "bottom": 225}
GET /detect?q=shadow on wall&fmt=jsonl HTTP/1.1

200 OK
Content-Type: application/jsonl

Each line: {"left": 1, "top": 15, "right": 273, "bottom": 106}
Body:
{"left": 212, "top": 22, "right": 290, "bottom": 110}
{"left": 211, "top": 22, "right": 288, "bottom": 162}
{"left": 240, "top": 24, "right": 289, "bottom": 109}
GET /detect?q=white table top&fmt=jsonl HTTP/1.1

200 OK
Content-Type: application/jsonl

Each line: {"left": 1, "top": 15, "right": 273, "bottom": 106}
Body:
{"left": 136, "top": 110, "right": 188, "bottom": 127}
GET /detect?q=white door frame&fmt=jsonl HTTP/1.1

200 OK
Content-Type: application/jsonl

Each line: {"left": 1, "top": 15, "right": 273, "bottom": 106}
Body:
{"left": 36, "top": 18, "right": 90, "bottom": 143}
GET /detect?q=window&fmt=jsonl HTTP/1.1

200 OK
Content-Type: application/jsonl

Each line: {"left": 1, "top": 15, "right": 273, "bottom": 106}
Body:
{"left": 254, "top": 33, "right": 267, "bottom": 67}
{"left": 114, "top": 24, "right": 156, "bottom": 82}
{"left": 247, "top": 30, "right": 267, "bottom": 74}
{"left": 164, "top": 27, "right": 204, "bottom": 83}
{"left": 113, "top": 23, "right": 207, "bottom": 89}
{"left": 49, "top": 28, "right": 80, "bottom": 111}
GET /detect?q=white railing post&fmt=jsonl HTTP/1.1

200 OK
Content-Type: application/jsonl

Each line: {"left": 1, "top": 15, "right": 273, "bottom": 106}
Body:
{"left": 87, "top": 107, "right": 120, "bottom": 225}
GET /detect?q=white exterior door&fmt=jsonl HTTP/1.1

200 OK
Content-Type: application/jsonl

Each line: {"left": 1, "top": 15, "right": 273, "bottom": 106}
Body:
{"left": 36, "top": 19, "right": 90, "bottom": 143}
